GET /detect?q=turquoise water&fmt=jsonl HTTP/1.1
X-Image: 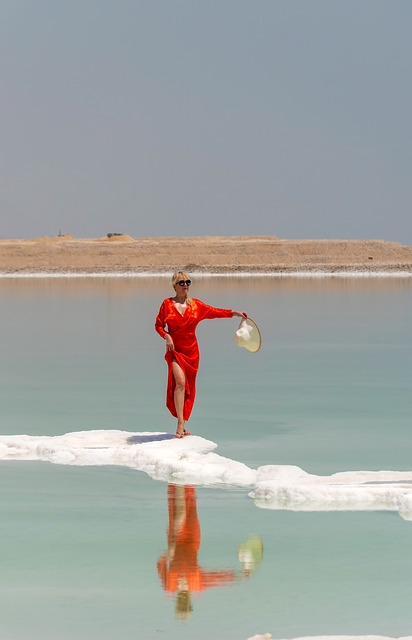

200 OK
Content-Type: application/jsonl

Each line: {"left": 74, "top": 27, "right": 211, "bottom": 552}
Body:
{"left": 0, "top": 276, "right": 411, "bottom": 639}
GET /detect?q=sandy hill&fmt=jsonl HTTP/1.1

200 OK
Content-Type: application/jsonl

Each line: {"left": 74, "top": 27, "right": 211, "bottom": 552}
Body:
{"left": 0, "top": 236, "right": 411, "bottom": 273}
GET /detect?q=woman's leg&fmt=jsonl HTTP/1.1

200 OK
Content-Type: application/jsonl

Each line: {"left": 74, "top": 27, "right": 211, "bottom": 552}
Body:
{"left": 172, "top": 360, "right": 186, "bottom": 435}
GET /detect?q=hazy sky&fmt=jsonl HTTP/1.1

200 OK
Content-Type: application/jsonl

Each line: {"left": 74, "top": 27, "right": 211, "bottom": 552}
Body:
{"left": 1, "top": 1, "right": 411, "bottom": 242}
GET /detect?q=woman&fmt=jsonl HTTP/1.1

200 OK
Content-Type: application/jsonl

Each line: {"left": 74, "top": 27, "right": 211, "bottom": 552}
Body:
{"left": 155, "top": 271, "right": 247, "bottom": 437}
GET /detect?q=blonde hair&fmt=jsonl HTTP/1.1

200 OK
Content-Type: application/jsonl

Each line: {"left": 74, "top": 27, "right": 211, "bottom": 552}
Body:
{"left": 171, "top": 270, "right": 190, "bottom": 286}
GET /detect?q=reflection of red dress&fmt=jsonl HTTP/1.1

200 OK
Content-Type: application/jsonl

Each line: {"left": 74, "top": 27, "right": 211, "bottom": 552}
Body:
{"left": 155, "top": 298, "right": 233, "bottom": 420}
{"left": 157, "top": 486, "right": 236, "bottom": 593}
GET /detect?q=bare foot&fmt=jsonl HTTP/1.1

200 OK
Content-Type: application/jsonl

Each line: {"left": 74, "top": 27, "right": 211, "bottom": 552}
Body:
{"left": 176, "top": 421, "right": 185, "bottom": 438}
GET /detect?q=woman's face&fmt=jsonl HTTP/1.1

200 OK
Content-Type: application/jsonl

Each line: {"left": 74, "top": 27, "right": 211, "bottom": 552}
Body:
{"left": 173, "top": 273, "right": 191, "bottom": 293}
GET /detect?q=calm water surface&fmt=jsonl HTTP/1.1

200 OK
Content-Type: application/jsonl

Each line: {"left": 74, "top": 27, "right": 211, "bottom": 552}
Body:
{"left": 0, "top": 276, "right": 411, "bottom": 639}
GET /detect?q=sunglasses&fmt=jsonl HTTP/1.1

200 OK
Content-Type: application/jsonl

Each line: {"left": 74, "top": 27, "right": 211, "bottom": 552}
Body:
{"left": 177, "top": 280, "right": 191, "bottom": 286}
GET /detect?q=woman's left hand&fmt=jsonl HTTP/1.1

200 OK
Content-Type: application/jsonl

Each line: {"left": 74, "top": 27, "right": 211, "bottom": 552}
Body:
{"left": 233, "top": 310, "right": 247, "bottom": 319}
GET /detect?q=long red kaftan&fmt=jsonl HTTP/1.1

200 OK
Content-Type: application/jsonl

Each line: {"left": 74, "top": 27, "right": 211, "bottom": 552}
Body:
{"left": 155, "top": 297, "right": 233, "bottom": 421}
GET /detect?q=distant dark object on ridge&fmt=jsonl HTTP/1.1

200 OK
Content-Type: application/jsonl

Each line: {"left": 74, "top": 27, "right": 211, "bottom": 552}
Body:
{"left": 107, "top": 233, "right": 124, "bottom": 238}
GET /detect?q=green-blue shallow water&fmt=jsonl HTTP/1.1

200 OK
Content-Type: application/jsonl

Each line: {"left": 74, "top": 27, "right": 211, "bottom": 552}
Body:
{"left": 0, "top": 276, "right": 411, "bottom": 639}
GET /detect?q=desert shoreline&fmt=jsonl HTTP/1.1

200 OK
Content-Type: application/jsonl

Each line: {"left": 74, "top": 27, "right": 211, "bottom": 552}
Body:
{"left": 1, "top": 235, "right": 412, "bottom": 275}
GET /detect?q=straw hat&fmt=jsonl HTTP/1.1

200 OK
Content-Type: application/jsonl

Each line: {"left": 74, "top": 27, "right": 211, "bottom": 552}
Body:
{"left": 235, "top": 317, "right": 261, "bottom": 353}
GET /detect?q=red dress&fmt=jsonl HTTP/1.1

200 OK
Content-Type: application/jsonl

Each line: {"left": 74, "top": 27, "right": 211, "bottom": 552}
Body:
{"left": 155, "top": 297, "right": 233, "bottom": 420}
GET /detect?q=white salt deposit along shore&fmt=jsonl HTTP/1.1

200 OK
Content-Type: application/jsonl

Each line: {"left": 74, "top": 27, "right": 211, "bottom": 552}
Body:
{"left": 252, "top": 464, "right": 412, "bottom": 521}
{"left": 1, "top": 431, "right": 412, "bottom": 519}
{"left": 0, "top": 430, "right": 256, "bottom": 487}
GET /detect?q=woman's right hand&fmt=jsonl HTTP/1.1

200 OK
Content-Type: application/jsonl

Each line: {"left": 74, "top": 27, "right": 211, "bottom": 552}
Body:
{"left": 165, "top": 334, "right": 174, "bottom": 351}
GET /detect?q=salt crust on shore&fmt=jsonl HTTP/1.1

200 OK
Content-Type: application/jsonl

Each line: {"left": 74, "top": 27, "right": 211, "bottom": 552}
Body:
{"left": 2, "top": 430, "right": 412, "bottom": 522}
{"left": 1, "top": 236, "right": 412, "bottom": 274}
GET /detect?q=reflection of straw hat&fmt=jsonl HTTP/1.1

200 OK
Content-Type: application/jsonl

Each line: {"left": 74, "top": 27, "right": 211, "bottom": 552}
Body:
{"left": 237, "top": 535, "right": 264, "bottom": 572}
{"left": 235, "top": 317, "right": 261, "bottom": 353}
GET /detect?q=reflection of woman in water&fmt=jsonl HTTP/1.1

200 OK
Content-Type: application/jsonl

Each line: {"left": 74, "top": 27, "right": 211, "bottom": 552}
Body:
{"left": 157, "top": 485, "right": 236, "bottom": 619}
{"left": 155, "top": 271, "right": 247, "bottom": 438}
{"left": 157, "top": 484, "right": 263, "bottom": 619}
